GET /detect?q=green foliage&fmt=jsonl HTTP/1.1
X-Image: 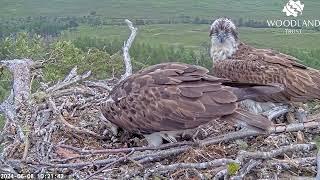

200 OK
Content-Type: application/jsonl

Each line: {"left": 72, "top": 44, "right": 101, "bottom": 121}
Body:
{"left": 0, "top": 68, "right": 12, "bottom": 103}
{"left": 227, "top": 162, "right": 240, "bottom": 176}
{"left": 63, "top": 24, "right": 320, "bottom": 71}
{"left": 71, "top": 36, "right": 212, "bottom": 71}
{"left": 0, "top": 32, "right": 45, "bottom": 60}
{"left": 44, "top": 40, "right": 124, "bottom": 81}
{"left": 0, "top": 17, "right": 79, "bottom": 38}
{"left": 0, "top": 114, "right": 5, "bottom": 131}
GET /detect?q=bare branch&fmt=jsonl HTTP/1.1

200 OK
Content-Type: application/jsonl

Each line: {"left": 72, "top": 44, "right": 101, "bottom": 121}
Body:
{"left": 317, "top": 149, "right": 320, "bottom": 179}
{"left": 46, "top": 97, "right": 103, "bottom": 139}
{"left": 231, "top": 159, "right": 261, "bottom": 180}
{"left": 84, "top": 150, "right": 135, "bottom": 180}
{"left": 120, "top": 19, "right": 137, "bottom": 81}
{"left": 58, "top": 141, "right": 196, "bottom": 155}
{"left": 238, "top": 143, "right": 316, "bottom": 160}
{"left": 0, "top": 59, "right": 34, "bottom": 123}
{"left": 0, "top": 59, "right": 33, "bottom": 108}
{"left": 200, "top": 120, "right": 320, "bottom": 147}
{"left": 143, "top": 159, "right": 239, "bottom": 179}
{"left": 46, "top": 68, "right": 91, "bottom": 93}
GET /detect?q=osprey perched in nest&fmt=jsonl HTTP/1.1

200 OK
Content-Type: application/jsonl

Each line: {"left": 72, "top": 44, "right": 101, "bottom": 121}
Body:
{"left": 209, "top": 18, "right": 320, "bottom": 117}
{"left": 101, "top": 63, "right": 282, "bottom": 146}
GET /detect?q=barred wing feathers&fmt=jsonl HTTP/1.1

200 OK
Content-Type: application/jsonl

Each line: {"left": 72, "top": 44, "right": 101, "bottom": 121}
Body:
{"left": 101, "top": 63, "right": 279, "bottom": 134}
{"left": 213, "top": 43, "right": 320, "bottom": 102}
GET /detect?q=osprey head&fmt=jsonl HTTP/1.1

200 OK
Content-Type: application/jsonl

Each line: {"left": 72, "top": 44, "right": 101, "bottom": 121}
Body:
{"left": 209, "top": 18, "right": 239, "bottom": 62}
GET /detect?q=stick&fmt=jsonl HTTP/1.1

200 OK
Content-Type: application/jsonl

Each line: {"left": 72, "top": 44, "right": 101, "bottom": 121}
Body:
{"left": 317, "top": 149, "right": 320, "bottom": 179}
{"left": 46, "top": 68, "right": 91, "bottom": 93}
{"left": 0, "top": 59, "right": 33, "bottom": 108}
{"left": 231, "top": 159, "right": 261, "bottom": 180}
{"left": 143, "top": 159, "right": 239, "bottom": 179}
{"left": 47, "top": 97, "right": 104, "bottom": 139}
{"left": 120, "top": 19, "right": 137, "bottom": 81}
{"left": 58, "top": 141, "right": 196, "bottom": 155}
{"left": 238, "top": 143, "right": 316, "bottom": 161}
{"left": 84, "top": 150, "right": 135, "bottom": 180}
{"left": 200, "top": 120, "right": 320, "bottom": 147}
{"left": 28, "top": 146, "right": 189, "bottom": 169}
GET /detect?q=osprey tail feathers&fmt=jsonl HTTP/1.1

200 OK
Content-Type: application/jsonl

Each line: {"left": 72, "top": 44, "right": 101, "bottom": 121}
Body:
{"left": 223, "top": 108, "right": 273, "bottom": 131}
{"left": 224, "top": 82, "right": 284, "bottom": 102}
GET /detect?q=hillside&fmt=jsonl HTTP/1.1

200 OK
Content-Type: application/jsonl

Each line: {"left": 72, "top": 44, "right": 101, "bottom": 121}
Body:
{"left": 1, "top": 0, "right": 320, "bottom": 20}
{"left": 1, "top": 1, "right": 320, "bottom": 179}
{"left": 62, "top": 24, "right": 320, "bottom": 50}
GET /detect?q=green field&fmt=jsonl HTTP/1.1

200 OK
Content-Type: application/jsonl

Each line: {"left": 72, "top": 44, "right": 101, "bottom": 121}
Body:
{"left": 1, "top": 0, "right": 320, "bottom": 20}
{"left": 62, "top": 24, "right": 320, "bottom": 50}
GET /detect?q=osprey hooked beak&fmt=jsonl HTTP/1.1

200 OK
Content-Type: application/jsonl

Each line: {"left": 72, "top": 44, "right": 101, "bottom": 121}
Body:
{"left": 209, "top": 17, "right": 238, "bottom": 44}
{"left": 209, "top": 18, "right": 239, "bottom": 61}
{"left": 217, "top": 32, "right": 227, "bottom": 43}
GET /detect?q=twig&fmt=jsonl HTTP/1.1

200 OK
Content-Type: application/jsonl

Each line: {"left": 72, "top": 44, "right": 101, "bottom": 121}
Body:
{"left": 200, "top": 120, "right": 320, "bottom": 147}
{"left": 143, "top": 159, "right": 239, "bottom": 179}
{"left": 58, "top": 141, "right": 196, "bottom": 155}
{"left": 22, "top": 132, "right": 30, "bottom": 160}
{"left": 238, "top": 143, "right": 316, "bottom": 161}
{"left": 317, "top": 148, "right": 320, "bottom": 179}
{"left": 28, "top": 146, "right": 189, "bottom": 169}
{"left": 83, "top": 81, "right": 113, "bottom": 91}
{"left": 46, "top": 68, "right": 91, "bottom": 93}
{"left": 84, "top": 150, "right": 135, "bottom": 180}
{"left": 120, "top": 19, "right": 137, "bottom": 81}
{"left": 213, "top": 169, "right": 228, "bottom": 180}
{"left": 47, "top": 97, "right": 103, "bottom": 139}
{"left": 231, "top": 159, "right": 261, "bottom": 180}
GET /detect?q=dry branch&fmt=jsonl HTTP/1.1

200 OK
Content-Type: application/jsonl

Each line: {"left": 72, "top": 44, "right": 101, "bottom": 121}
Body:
{"left": 317, "top": 148, "right": 320, "bottom": 179}
{"left": 27, "top": 146, "right": 190, "bottom": 170}
{"left": 0, "top": 59, "right": 33, "bottom": 108}
{"left": 84, "top": 150, "right": 135, "bottom": 180}
{"left": 47, "top": 97, "right": 103, "bottom": 139}
{"left": 143, "top": 158, "right": 239, "bottom": 179}
{"left": 231, "top": 159, "right": 261, "bottom": 180}
{"left": 120, "top": 19, "right": 136, "bottom": 81}
{"left": 238, "top": 143, "right": 316, "bottom": 160}
{"left": 200, "top": 119, "right": 320, "bottom": 147}
{"left": 58, "top": 141, "right": 196, "bottom": 155}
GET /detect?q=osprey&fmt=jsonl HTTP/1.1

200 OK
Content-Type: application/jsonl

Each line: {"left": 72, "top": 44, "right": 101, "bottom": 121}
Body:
{"left": 101, "top": 63, "right": 282, "bottom": 146}
{"left": 209, "top": 18, "right": 320, "bottom": 117}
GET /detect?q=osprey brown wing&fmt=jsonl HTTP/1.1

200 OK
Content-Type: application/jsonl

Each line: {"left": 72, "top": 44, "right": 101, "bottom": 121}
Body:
{"left": 213, "top": 43, "right": 320, "bottom": 102}
{"left": 101, "top": 63, "right": 277, "bottom": 134}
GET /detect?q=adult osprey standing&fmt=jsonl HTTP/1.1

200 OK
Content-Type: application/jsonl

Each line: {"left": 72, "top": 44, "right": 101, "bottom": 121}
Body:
{"left": 209, "top": 17, "right": 320, "bottom": 118}
{"left": 101, "top": 62, "right": 282, "bottom": 146}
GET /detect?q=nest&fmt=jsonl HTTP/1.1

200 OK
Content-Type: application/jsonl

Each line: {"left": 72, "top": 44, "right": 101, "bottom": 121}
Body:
{"left": 1, "top": 20, "right": 320, "bottom": 180}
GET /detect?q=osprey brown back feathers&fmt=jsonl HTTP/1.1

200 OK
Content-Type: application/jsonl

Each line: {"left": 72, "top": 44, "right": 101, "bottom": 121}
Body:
{"left": 101, "top": 63, "right": 281, "bottom": 135}
{"left": 213, "top": 43, "right": 320, "bottom": 103}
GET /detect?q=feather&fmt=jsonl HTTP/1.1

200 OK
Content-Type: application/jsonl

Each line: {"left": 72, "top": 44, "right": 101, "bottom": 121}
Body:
{"left": 212, "top": 43, "right": 320, "bottom": 103}
{"left": 101, "top": 62, "right": 274, "bottom": 135}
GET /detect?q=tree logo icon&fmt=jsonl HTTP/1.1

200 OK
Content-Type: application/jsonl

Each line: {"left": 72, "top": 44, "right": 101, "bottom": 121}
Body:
{"left": 282, "top": 0, "right": 304, "bottom": 17}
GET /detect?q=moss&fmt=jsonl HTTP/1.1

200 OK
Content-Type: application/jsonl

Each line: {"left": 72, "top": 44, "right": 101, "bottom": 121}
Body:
{"left": 227, "top": 162, "right": 240, "bottom": 176}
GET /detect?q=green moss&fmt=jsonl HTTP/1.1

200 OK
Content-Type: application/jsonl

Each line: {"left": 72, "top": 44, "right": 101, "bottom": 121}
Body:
{"left": 0, "top": 115, "right": 4, "bottom": 131}
{"left": 227, "top": 162, "right": 240, "bottom": 176}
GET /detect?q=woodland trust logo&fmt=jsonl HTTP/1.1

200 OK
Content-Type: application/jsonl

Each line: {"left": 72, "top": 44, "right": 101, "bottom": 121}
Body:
{"left": 266, "top": 0, "right": 320, "bottom": 34}
{"left": 282, "top": 0, "right": 304, "bottom": 17}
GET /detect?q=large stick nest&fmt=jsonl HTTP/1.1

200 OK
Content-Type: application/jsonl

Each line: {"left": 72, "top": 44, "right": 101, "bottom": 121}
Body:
{"left": 1, "top": 20, "right": 320, "bottom": 180}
